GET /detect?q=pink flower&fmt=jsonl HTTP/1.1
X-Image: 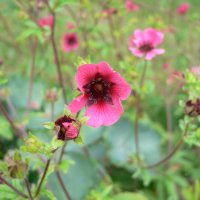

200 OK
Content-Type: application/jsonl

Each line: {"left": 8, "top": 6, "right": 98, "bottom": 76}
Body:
{"left": 68, "top": 62, "right": 131, "bottom": 128}
{"left": 125, "top": 0, "right": 139, "bottom": 12}
{"left": 63, "top": 33, "right": 79, "bottom": 52}
{"left": 129, "top": 28, "right": 165, "bottom": 60}
{"left": 55, "top": 115, "right": 81, "bottom": 140}
{"left": 38, "top": 15, "right": 54, "bottom": 28}
{"left": 177, "top": 3, "right": 190, "bottom": 14}
{"left": 67, "top": 22, "right": 76, "bottom": 30}
{"left": 167, "top": 70, "right": 184, "bottom": 87}
{"left": 191, "top": 67, "right": 200, "bottom": 76}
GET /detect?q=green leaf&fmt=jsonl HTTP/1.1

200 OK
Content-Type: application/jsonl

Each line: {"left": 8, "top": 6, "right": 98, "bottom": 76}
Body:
{"left": 79, "top": 116, "right": 89, "bottom": 124}
{"left": 0, "top": 116, "right": 13, "bottom": 140}
{"left": 59, "top": 159, "right": 75, "bottom": 173}
{"left": 74, "top": 135, "right": 84, "bottom": 145}
{"left": 0, "top": 161, "right": 8, "bottom": 172}
{"left": 43, "top": 122, "right": 55, "bottom": 130}
{"left": 112, "top": 192, "right": 147, "bottom": 200}
{"left": 51, "top": 136, "right": 65, "bottom": 150}
{"left": 0, "top": 72, "right": 7, "bottom": 85}
{"left": 0, "top": 179, "right": 25, "bottom": 200}
{"left": 48, "top": 152, "right": 100, "bottom": 200}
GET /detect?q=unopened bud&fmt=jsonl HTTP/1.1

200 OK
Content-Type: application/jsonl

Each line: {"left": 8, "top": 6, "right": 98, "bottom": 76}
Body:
{"left": 55, "top": 115, "right": 81, "bottom": 141}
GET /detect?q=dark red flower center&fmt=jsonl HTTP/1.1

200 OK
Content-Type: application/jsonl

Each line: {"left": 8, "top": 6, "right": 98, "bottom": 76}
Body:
{"left": 83, "top": 73, "right": 114, "bottom": 106}
{"left": 139, "top": 43, "right": 153, "bottom": 53}
{"left": 68, "top": 36, "right": 77, "bottom": 45}
{"left": 55, "top": 115, "right": 75, "bottom": 140}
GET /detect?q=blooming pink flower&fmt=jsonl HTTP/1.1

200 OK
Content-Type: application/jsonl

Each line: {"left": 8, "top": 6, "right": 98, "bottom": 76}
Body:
{"left": 63, "top": 33, "right": 79, "bottom": 52}
{"left": 125, "top": 0, "right": 139, "bottom": 12}
{"left": 191, "top": 67, "right": 200, "bottom": 76}
{"left": 129, "top": 28, "right": 165, "bottom": 60}
{"left": 67, "top": 22, "right": 76, "bottom": 30}
{"left": 55, "top": 115, "right": 81, "bottom": 140}
{"left": 38, "top": 15, "right": 54, "bottom": 28}
{"left": 68, "top": 62, "right": 131, "bottom": 128}
{"left": 177, "top": 3, "right": 190, "bottom": 14}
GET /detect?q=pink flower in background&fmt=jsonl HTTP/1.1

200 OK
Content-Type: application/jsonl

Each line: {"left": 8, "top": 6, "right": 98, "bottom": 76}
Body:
{"left": 129, "top": 28, "right": 165, "bottom": 60}
{"left": 68, "top": 62, "right": 131, "bottom": 128}
{"left": 38, "top": 15, "right": 54, "bottom": 28}
{"left": 67, "top": 22, "right": 76, "bottom": 30}
{"left": 177, "top": 3, "right": 190, "bottom": 14}
{"left": 125, "top": 0, "right": 139, "bottom": 12}
{"left": 163, "top": 62, "right": 170, "bottom": 70}
{"left": 63, "top": 33, "right": 79, "bottom": 52}
{"left": 192, "top": 67, "right": 200, "bottom": 76}
{"left": 167, "top": 70, "right": 184, "bottom": 86}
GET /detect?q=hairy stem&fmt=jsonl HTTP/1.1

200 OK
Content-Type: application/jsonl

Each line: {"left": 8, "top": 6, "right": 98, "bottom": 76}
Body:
{"left": 134, "top": 60, "right": 148, "bottom": 163}
{"left": 35, "top": 159, "right": 51, "bottom": 197}
{"left": 142, "top": 123, "right": 189, "bottom": 169}
{"left": 25, "top": 38, "right": 38, "bottom": 116}
{"left": 0, "top": 102, "right": 25, "bottom": 139}
{"left": 45, "top": 1, "right": 67, "bottom": 104}
{"left": 0, "top": 175, "right": 28, "bottom": 199}
{"left": 55, "top": 170, "right": 72, "bottom": 200}
{"left": 24, "top": 178, "right": 33, "bottom": 200}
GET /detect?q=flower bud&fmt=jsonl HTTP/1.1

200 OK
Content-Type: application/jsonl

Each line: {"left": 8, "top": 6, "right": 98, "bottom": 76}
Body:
{"left": 185, "top": 99, "right": 200, "bottom": 117}
{"left": 45, "top": 89, "right": 58, "bottom": 103}
{"left": 55, "top": 115, "right": 81, "bottom": 141}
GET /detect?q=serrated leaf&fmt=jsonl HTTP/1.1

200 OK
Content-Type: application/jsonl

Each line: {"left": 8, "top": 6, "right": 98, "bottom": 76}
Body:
{"left": 43, "top": 122, "right": 55, "bottom": 130}
{"left": 74, "top": 136, "right": 84, "bottom": 144}
{"left": 79, "top": 116, "right": 89, "bottom": 124}
{"left": 51, "top": 136, "right": 65, "bottom": 149}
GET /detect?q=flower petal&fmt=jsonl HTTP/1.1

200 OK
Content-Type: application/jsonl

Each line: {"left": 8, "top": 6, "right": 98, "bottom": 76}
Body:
{"left": 68, "top": 95, "right": 87, "bottom": 114}
{"left": 145, "top": 48, "right": 165, "bottom": 60}
{"left": 129, "top": 47, "right": 144, "bottom": 57}
{"left": 86, "top": 96, "right": 124, "bottom": 128}
{"left": 76, "top": 64, "right": 99, "bottom": 91}
{"left": 145, "top": 28, "right": 164, "bottom": 46}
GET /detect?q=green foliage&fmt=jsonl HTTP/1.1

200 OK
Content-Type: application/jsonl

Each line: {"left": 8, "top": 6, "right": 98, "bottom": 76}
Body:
{"left": 0, "top": 71, "right": 7, "bottom": 85}
{"left": 21, "top": 133, "right": 52, "bottom": 156}
{"left": 0, "top": 179, "right": 25, "bottom": 200}
{"left": 0, "top": 116, "right": 13, "bottom": 140}
{"left": 112, "top": 192, "right": 147, "bottom": 200}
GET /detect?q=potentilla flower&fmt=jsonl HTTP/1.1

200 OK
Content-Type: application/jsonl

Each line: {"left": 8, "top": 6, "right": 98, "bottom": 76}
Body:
{"left": 177, "top": 3, "right": 190, "bottom": 15}
{"left": 129, "top": 28, "right": 165, "bottom": 60}
{"left": 63, "top": 33, "right": 79, "bottom": 52}
{"left": 68, "top": 62, "right": 131, "bottom": 128}
{"left": 125, "top": 0, "right": 139, "bottom": 12}
{"left": 191, "top": 67, "right": 200, "bottom": 76}
{"left": 55, "top": 115, "right": 81, "bottom": 140}
{"left": 38, "top": 15, "right": 54, "bottom": 28}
